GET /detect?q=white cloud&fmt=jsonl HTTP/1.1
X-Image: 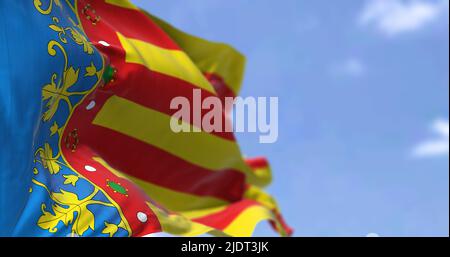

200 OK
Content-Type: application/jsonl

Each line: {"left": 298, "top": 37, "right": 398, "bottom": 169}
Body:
{"left": 412, "top": 119, "right": 449, "bottom": 158}
{"left": 359, "top": 0, "right": 449, "bottom": 36}
{"left": 331, "top": 58, "right": 366, "bottom": 77}
{"left": 366, "top": 232, "right": 380, "bottom": 237}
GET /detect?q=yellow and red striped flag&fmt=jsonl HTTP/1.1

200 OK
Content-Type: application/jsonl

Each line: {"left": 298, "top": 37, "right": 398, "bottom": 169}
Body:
{"left": 29, "top": 0, "right": 292, "bottom": 237}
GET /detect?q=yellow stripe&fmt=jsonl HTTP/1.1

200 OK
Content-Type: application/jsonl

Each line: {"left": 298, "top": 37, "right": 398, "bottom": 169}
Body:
{"left": 117, "top": 33, "right": 216, "bottom": 94}
{"left": 147, "top": 13, "right": 246, "bottom": 95}
{"left": 224, "top": 205, "right": 275, "bottom": 237}
{"left": 92, "top": 96, "right": 260, "bottom": 183}
{"left": 105, "top": 0, "right": 137, "bottom": 9}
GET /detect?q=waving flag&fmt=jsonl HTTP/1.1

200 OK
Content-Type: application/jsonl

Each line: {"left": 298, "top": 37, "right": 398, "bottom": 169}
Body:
{"left": 0, "top": 0, "right": 291, "bottom": 237}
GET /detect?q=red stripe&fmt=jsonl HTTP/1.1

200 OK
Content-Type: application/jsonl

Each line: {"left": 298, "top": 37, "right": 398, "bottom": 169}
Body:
{"left": 273, "top": 211, "right": 294, "bottom": 236}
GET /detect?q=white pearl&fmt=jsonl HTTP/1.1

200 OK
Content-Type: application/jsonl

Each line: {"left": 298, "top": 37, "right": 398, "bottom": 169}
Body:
{"left": 86, "top": 100, "right": 96, "bottom": 110}
{"left": 137, "top": 212, "right": 148, "bottom": 223}
{"left": 99, "top": 40, "right": 110, "bottom": 47}
{"left": 84, "top": 165, "right": 96, "bottom": 172}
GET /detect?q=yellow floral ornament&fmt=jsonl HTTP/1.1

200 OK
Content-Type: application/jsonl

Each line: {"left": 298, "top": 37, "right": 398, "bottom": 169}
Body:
{"left": 71, "top": 29, "right": 94, "bottom": 54}
{"left": 85, "top": 62, "right": 101, "bottom": 79}
{"left": 30, "top": 0, "right": 132, "bottom": 237}
{"left": 102, "top": 221, "right": 127, "bottom": 237}
{"left": 63, "top": 175, "right": 79, "bottom": 186}
{"left": 50, "top": 121, "right": 62, "bottom": 136}
{"left": 34, "top": 179, "right": 115, "bottom": 236}
{"left": 38, "top": 189, "right": 94, "bottom": 235}
{"left": 42, "top": 66, "right": 80, "bottom": 121}
{"left": 35, "top": 143, "right": 61, "bottom": 174}
{"left": 39, "top": 203, "right": 73, "bottom": 233}
{"left": 34, "top": 0, "right": 62, "bottom": 15}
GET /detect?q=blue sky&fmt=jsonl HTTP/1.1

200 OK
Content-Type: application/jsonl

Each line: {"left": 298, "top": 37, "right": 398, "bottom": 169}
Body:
{"left": 133, "top": 0, "right": 449, "bottom": 236}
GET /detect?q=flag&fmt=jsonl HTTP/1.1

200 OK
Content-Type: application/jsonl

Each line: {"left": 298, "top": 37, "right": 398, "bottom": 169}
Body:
{"left": 0, "top": 0, "right": 292, "bottom": 237}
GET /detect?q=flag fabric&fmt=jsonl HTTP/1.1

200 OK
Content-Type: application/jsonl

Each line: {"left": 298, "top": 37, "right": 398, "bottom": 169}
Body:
{"left": 0, "top": 0, "right": 292, "bottom": 237}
